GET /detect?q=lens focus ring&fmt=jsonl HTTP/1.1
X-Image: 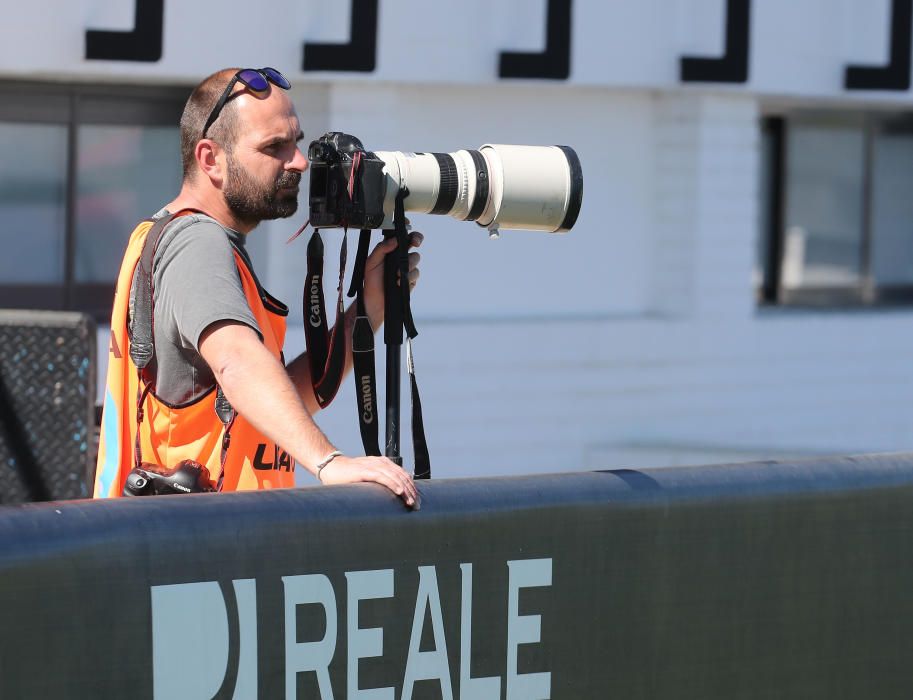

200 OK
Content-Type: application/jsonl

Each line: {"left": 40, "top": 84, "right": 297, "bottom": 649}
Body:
{"left": 430, "top": 153, "right": 458, "bottom": 215}
{"left": 465, "top": 150, "right": 489, "bottom": 222}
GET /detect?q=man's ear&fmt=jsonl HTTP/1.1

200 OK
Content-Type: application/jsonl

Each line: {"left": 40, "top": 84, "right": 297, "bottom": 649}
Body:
{"left": 195, "top": 139, "right": 225, "bottom": 188}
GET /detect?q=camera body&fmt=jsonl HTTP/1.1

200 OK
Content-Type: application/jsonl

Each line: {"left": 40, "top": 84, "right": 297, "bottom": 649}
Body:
{"left": 308, "top": 132, "right": 387, "bottom": 230}
{"left": 122, "top": 460, "right": 215, "bottom": 496}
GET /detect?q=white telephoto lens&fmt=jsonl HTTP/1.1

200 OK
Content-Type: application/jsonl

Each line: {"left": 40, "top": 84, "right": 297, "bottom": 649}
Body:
{"left": 374, "top": 144, "right": 582, "bottom": 233}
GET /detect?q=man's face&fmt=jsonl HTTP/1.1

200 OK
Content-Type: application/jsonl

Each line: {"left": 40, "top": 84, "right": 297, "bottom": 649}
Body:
{"left": 220, "top": 90, "right": 307, "bottom": 228}
{"left": 223, "top": 150, "right": 300, "bottom": 224}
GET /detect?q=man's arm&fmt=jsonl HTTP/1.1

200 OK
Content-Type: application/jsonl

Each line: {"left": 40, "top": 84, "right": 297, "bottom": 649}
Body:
{"left": 199, "top": 320, "right": 419, "bottom": 506}
{"left": 286, "top": 232, "right": 423, "bottom": 412}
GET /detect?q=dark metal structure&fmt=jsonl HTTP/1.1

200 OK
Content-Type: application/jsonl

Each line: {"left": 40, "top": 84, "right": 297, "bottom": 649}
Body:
{"left": 0, "top": 310, "right": 96, "bottom": 502}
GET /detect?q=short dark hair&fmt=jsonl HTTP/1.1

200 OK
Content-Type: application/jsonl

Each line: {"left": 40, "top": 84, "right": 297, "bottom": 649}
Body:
{"left": 179, "top": 68, "right": 242, "bottom": 180}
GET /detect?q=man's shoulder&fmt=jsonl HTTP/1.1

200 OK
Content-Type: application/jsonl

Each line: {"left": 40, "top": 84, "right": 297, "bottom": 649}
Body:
{"left": 154, "top": 211, "right": 235, "bottom": 262}
{"left": 130, "top": 211, "right": 231, "bottom": 285}
{"left": 158, "top": 209, "right": 227, "bottom": 237}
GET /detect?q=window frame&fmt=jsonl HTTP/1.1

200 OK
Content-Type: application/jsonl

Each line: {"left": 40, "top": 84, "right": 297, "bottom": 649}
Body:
{"left": 0, "top": 81, "right": 186, "bottom": 320}
{"left": 760, "top": 110, "right": 913, "bottom": 308}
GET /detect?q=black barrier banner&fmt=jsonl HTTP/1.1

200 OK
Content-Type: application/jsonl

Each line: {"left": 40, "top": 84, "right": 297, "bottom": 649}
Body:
{"left": 2, "top": 455, "right": 913, "bottom": 697}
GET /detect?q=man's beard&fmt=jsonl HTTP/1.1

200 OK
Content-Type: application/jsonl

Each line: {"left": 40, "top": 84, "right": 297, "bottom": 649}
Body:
{"left": 223, "top": 155, "right": 301, "bottom": 226}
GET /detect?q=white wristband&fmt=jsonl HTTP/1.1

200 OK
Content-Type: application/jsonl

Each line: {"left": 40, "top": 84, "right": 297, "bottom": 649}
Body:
{"left": 315, "top": 451, "right": 344, "bottom": 483}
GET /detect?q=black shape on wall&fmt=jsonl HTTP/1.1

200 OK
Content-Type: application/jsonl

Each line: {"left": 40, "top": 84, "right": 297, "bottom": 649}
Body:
{"left": 0, "top": 311, "right": 96, "bottom": 504}
{"left": 0, "top": 371, "right": 49, "bottom": 503}
{"left": 499, "top": 0, "right": 572, "bottom": 80}
{"left": 213, "top": 580, "right": 241, "bottom": 699}
{"left": 85, "top": 0, "right": 164, "bottom": 62}
{"left": 680, "top": 0, "right": 751, "bottom": 83}
{"left": 845, "top": 0, "right": 912, "bottom": 91}
{"left": 303, "top": 0, "right": 378, "bottom": 72}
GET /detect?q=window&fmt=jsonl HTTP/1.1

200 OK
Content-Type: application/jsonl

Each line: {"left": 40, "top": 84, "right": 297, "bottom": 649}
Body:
{"left": 0, "top": 124, "right": 68, "bottom": 287}
{"left": 0, "top": 83, "right": 185, "bottom": 318}
{"left": 759, "top": 112, "right": 913, "bottom": 306}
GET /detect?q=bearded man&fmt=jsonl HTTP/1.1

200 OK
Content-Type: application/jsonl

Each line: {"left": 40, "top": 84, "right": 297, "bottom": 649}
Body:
{"left": 94, "top": 67, "right": 420, "bottom": 507}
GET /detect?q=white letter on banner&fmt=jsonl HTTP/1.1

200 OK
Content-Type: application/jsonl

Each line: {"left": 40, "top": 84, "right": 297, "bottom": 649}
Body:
{"left": 232, "top": 579, "right": 259, "bottom": 700}
{"left": 506, "top": 559, "right": 552, "bottom": 700}
{"left": 151, "top": 581, "right": 229, "bottom": 700}
{"left": 283, "top": 574, "right": 338, "bottom": 700}
{"left": 346, "top": 569, "right": 395, "bottom": 700}
{"left": 402, "top": 566, "right": 454, "bottom": 700}
{"left": 459, "top": 563, "right": 501, "bottom": 699}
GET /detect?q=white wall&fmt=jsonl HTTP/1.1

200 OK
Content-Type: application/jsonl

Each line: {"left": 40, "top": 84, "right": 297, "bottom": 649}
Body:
{"left": 4, "top": 0, "right": 913, "bottom": 101}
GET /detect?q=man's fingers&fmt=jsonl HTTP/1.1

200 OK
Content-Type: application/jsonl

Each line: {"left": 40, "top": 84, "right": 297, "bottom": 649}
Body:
{"left": 369, "top": 468, "right": 406, "bottom": 498}
{"left": 321, "top": 456, "right": 419, "bottom": 508}
{"left": 377, "top": 458, "right": 419, "bottom": 506}
{"left": 367, "top": 232, "right": 423, "bottom": 269}
{"left": 369, "top": 237, "right": 397, "bottom": 260}
{"left": 373, "top": 465, "right": 418, "bottom": 507}
{"left": 358, "top": 456, "right": 418, "bottom": 504}
{"left": 394, "top": 254, "right": 421, "bottom": 289}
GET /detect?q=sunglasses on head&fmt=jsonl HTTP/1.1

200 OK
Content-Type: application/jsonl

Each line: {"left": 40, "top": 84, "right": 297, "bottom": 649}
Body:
{"left": 202, "top": 67, "right": 291, "bottom": 139}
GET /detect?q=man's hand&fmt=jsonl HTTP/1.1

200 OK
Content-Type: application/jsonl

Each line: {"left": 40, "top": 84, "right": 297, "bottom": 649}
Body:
{"left": 318, "top": 455, "right": 420, "bottom": 509}
{"left": 286, "top": 229, "right": 424, "bottom": 412}
{"left": 362, "top": 230, "right": 424, "bottom": 329}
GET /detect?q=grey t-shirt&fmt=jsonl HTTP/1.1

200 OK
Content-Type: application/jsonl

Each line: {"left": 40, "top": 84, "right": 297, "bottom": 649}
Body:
{"left": 129, "top": 209, "right": 264, "bottom": 406}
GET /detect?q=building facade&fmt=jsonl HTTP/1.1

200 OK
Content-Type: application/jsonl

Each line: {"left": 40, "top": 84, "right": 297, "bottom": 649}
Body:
{"left": 2, "top": 0, "right": 913, "bottom": 478}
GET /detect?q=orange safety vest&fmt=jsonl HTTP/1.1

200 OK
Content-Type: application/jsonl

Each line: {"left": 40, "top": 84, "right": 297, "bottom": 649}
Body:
{"left": 94, "top": 215, "right": 296, "bottom": 497}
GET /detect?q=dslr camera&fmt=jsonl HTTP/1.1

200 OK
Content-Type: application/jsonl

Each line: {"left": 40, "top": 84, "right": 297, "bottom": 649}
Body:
{"left": 122, "top": 460, "right": 215, "bottom": 496}
{"left": 308, "top": 132, "right": 582, "bottom": 234}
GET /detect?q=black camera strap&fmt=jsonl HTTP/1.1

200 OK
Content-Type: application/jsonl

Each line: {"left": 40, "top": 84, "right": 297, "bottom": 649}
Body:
{"left": 131, "top": 213, "right": 175, "bottom": 471}
{"left": 303, "top": 226, "right": 383, "bottom": 457}
{"left": 378, "top": 191, "right": 430, "bottom": 478}
{"left": 131, "top": 210, "right": 235, "bottom": 488}
{"left": 350, "top": 237, "right": 381, "bottom": 457}
{"left": 303, "top": 229, "right": 349, "bottom": 407}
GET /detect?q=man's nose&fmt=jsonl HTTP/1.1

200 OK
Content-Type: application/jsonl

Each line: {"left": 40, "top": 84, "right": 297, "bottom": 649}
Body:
{"left": 288, "top": 146, "right": 308, "bottom": 172}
